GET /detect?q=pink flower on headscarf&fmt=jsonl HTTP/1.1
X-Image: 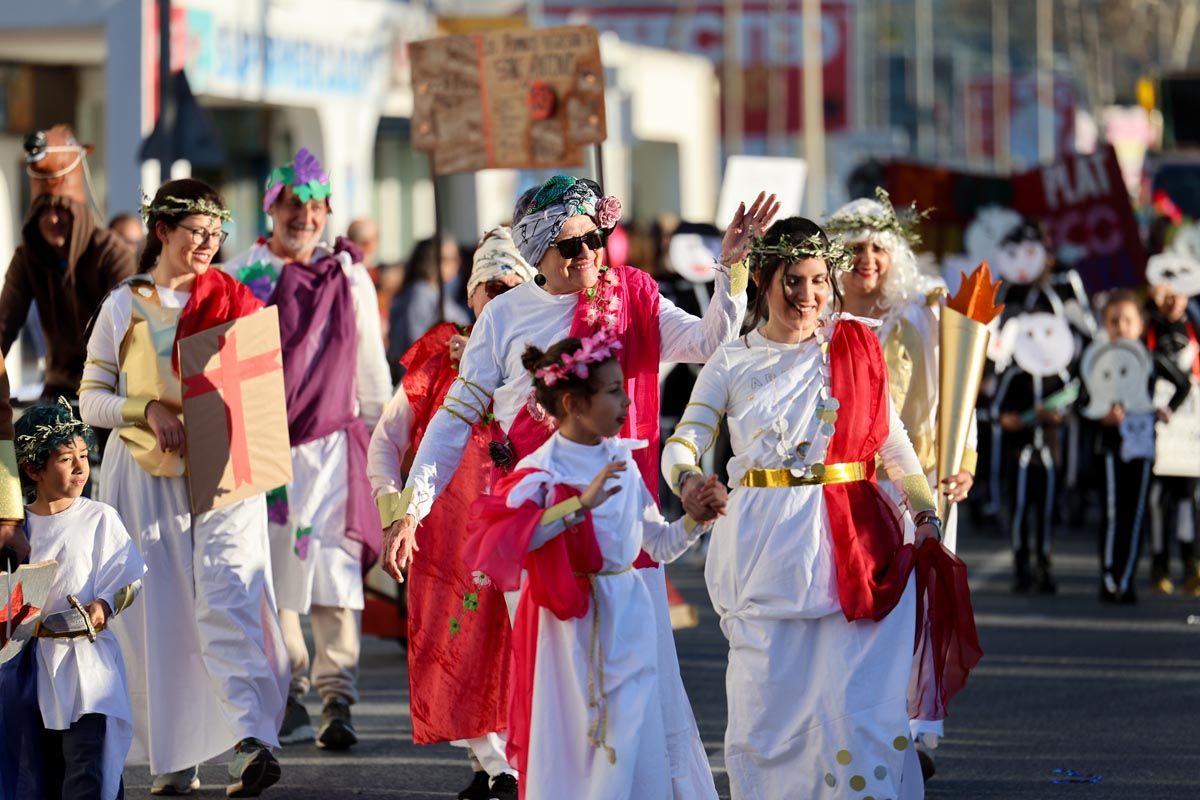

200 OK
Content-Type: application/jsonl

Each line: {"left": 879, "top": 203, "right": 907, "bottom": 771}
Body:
{"left": 596, "top": 196, "right": 623, "bottom": 229}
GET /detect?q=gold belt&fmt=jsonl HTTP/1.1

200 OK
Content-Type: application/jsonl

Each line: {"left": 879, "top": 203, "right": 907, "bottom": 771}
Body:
{"left": 573, "top": 564, "right": 634, "bottom": 578}
{"left": 741, "top": 461, "right": 868, "bottom": 488}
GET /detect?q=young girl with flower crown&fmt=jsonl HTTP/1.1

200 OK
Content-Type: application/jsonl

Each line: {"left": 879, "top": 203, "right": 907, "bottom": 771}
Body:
{"left": 465, "top": 331, "right": 725, "bottom": 800}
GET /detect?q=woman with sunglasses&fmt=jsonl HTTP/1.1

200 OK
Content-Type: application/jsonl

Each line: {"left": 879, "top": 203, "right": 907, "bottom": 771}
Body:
{"left": 78, "top": 179, "right": 289, "bottom": 796}
{"left": 367, "top": 226, "right": 534, "bottom": 800}
{"left": 380, "top": 175, "right": 778, "bottom": 799}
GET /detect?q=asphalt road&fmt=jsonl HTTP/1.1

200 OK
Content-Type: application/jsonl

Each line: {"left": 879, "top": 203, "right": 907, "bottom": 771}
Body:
{"left": 122, "top": 519, "right": 1200, "bottom": 799}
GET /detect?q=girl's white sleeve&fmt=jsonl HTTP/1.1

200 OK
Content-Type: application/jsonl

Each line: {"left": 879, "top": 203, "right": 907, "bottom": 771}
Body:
{"left": 638, "top": 482, "right": 708, "bottom": 564}
{"left": 78, "top": 293, "right": 130, "bottom": 430}
{"left": 660, "top": 347, "right": 729, "bottom": 494}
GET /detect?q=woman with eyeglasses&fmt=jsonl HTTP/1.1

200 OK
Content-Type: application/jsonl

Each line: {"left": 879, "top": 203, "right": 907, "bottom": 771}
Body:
{"left": 78, "top": 179, "right": 289, "bottom": 796}
{"left": 379, "top": 175, "right": 778, "bottom": 799}
{"left": 367, "top": 226, "right": 534, "bottom": 800}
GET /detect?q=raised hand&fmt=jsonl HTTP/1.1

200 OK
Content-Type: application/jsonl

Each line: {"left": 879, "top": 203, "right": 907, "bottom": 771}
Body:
{"left": 581, "top": 461, "right": 626, "bottom": 510}
{"left": 721, "top": 191, "right": 782, "bottom": 265}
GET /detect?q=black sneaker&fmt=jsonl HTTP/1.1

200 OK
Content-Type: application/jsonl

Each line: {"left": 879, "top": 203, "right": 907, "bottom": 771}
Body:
{"left": 317, "top": 698, "right": 358, "bottom": 750}
{"left": 458, "top": 770, "right": 491, "bottom": 800}
{"left": 489, "top": 773, "right": 518, "bottom": 800}
{"left": 226, "top": 738, "right": 281, "bottom": 797}
{"left": 278, "top": 696, "right": 315, "bottom": 744}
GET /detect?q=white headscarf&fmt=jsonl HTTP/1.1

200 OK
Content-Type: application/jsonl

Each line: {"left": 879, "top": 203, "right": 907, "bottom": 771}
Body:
{"left": 467, "top": 226, "right": 537, "bottom": 297}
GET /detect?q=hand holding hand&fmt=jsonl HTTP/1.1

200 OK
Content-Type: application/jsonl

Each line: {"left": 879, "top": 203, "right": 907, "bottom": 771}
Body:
{"left": 382, "top": 515, "right": 420, "bottom": 582}
{"left": 146, "top": 400, "right": 185, "bottom": 453}
{"left": 581, "top": 461, "right": 626, "bottom": 510}
{"left": 684, "top": 474, "right": 728, "bottom": 522}
{"left": 720, "top": 192, "right": 781, "bottom": 265}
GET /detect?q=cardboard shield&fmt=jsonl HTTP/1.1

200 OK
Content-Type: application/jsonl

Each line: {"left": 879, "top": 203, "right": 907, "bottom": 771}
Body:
{"left": 0, "top": 560, "right": 57, "bottom": 664}
{"left": 179, "top": 307, "right": 292, "bottom": 515}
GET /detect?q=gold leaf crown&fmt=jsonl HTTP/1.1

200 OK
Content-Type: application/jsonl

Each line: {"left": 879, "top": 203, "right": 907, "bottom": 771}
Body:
{"left": 748, "top": 231, "right": 855, "bottom": 273}
{"left": 823, "top": 187, "right": 931, "bottom": 248}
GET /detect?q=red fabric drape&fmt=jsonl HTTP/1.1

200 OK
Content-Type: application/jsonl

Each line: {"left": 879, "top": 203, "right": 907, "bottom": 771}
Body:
{"left": 466, "top": 476, "right": 602, "bottom": 790}
{"left": 171, "top": 268, "right": 263, "bottom": 372}
{"left": 399, "top": 323, "right": 512, "bottom": 744}
{"left": 824, "top": 319, "right": 982, "bottom": 717}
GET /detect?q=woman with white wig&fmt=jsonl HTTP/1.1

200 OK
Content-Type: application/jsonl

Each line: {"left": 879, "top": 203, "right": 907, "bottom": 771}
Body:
{"left": 824, "top": 189, "right": 977, "bottom": 774}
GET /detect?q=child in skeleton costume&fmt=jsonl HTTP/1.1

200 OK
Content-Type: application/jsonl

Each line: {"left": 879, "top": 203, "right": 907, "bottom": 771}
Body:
{"left": 977, "top": 213, "right": 1096, "bottom": 515}
{"left": 1144, "top": 265, "right": 1200, "bottom": 596}
{"left": 1080, "top": 292, "right": 1191, "bottom": 604}
{"left": 0, "top": 401, "right": 144, "bottom": 800}
{"left": 381, "top": 175, "right": 779, "bottom": 800}
{"left": 367, "top": 227, "right": 535, "bottom": 800}
{"left": 224, "top": 149, "right": 392, "bottom": 751}
{"left": 992, "top": 303, "right": 1078, "bottom": 593}
{"left": 467, "top": 332, "right": 717, "bottom": 800}
{"left": 80, "top": 180, "right": 288, "bottom": 797}
{"left": 661, "top": 220, "right": 980, "bottom": 800}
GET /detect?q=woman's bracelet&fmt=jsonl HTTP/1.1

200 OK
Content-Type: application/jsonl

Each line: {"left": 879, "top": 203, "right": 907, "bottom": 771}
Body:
{"left": 913, "top": 510, "right": 943, "bottom": 539}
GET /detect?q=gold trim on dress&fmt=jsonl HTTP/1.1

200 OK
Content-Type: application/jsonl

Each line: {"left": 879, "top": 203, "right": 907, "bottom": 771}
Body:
{"left": 960, "top": 447, "right": 978, "bottom": 475}
{"left": 730, "top": 259, "right": 749, "bottom": 296}
{"left": 668, "top": 462, "right": 703, "bottom": 496}
{"left": 741, "top": 461, "right": 867, "bottom": 487}
{"left": 540, "top": 496, "right": 583, "bottom": 526}
{"left": 900, "top": 473, "right": 937, "bottom": 514}
{"left": 120, "top": 397, "right": 152, "bottom": 425}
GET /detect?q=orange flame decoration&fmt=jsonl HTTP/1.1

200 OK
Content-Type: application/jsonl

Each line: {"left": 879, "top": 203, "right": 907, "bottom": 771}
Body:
{"left": 946, "top": 261, "right": 1004, "bottom": 324}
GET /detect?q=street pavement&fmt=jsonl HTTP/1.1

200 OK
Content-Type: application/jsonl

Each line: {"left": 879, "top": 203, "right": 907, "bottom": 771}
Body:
{"left": 123, "top": 518, "right": 1200, "bottom": 798}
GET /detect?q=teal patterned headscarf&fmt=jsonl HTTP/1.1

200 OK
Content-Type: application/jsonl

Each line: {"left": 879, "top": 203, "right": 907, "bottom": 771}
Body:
{"left": 511, "top": 176, "right": 622, "bottom": 267}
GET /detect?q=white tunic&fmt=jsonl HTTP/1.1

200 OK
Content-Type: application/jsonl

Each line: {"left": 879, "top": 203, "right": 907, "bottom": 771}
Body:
{"left": 508, "top": 435, "right": 709, "bottom": 800}
{"left": 224, "top": 242, "right": 393, "bottom": 612}
{"left": 80, "top": 284, "right": 290, "bottom": 775}
{"left": 660, "top": 322, "right": 925, "bottom": 800}
{"left": 28, "top": 496, "right": 146, "bottom": 800}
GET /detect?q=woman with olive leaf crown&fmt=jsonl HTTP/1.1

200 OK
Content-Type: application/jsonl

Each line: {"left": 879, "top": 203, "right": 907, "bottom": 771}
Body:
{"left": 379, "top": 175, "right": 779, "bottom": 798}
{"left": 79, "top": 180, "right": 288, "bottom": 797}
{"left": 662, "top": 218, "right": 980, "bottom": 800}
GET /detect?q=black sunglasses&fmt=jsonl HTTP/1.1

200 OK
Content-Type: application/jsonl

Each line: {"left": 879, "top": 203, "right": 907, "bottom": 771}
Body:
{"left": 553, "top": 229, "right": 607, "bottom": 259}
{"left": 483, "top": 279, "right": 514, "bottom": 299}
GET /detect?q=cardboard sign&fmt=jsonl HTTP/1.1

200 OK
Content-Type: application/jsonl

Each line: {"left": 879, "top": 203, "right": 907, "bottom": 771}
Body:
{"left": 410, "top": 25, "right": 607, "bottom": 175}
{"left": 1154, "top": 379, "right": 1200, "bottom": 478}
{"left": 0, "top": 560, "right": 56, "bottom": 663}
{"left": 179, "top": 307, "right": 293, "bottom": 515}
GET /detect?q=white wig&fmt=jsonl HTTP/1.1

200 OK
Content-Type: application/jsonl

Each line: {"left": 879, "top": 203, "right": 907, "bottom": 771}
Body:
{"left": 824, "top": 196, "right": 925, "bottom": 313}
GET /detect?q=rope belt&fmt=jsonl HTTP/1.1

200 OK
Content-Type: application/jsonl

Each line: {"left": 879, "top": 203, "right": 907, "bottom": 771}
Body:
{"left": 571, "top": 563, "right": 634, "bottom": 765}
{"left": 740, "top": 461, "right": 869, "bottom": 487}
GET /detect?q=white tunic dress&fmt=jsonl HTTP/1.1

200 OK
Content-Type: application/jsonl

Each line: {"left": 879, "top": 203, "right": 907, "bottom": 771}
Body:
{"left": 80, "top": 284, "right": 290, "bottom": 775}
{"left": 224, "top": 242, "right": 393, "bottom": 612}
{"left": 508, "top": 435, "right": 708, "bottom": 800}
{"left": 661, "top": 325, "right": 926, "bottom": 800}
{"left": 397, "top": 272, "right": 745, "bottom": 800}
{"left": 27, "top": 496, "right": 146, "bottom": 800}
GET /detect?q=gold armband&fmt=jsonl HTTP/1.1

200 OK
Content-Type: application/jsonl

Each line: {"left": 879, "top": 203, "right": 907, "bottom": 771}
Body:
{"left": 900, "top": 474, "right": 937, "bottom": 514}
{"left": 960, "top": 448, "right": 978, "bottom": 475}
{"left": 540, "top": 496, "right": 584, "bottom": 526}
{"left": 121, "top": 397, "right": 153, "bottom": 425}
{"left": 377, "top": 486, "right": 414, "bottom": 529}
{"left": 730, "top": 259, "right": 749, "bottom": 296}
{"left": 111, "top": 584, "right": 138, "bottom": 616}
{"left": 668, "top": 463, "right": 703, "bottom": 497}
{"left": 0, "top": 441, "right": 24, "bottom": 521}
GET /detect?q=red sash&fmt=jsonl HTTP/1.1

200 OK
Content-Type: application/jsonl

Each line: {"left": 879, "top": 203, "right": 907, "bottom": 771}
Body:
{"left": 825, "top": 319, "right": 981, "bottom": 717}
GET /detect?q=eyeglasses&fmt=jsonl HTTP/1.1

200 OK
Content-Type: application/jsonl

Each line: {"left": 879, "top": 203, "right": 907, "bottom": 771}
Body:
{"left": 483, "top": 279, "right": 515, "bottom": 299}
{"left": 177, "top": 224, "right": 229, "bottom": 248}
{"left": 553, "top": 229, "right": 606, "bottom": 259}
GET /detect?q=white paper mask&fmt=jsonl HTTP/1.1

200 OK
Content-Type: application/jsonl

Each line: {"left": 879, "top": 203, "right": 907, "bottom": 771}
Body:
{"left": 1146, "top": 252, "right": 1200, "bottom": 298}
{"left": 1012, "top": 312, "right": 1076, "bottom": 377}
{"left": 964, "top": 206, "right": 1023, "bottom": 265}
{"left": 993, "top": 240, "right": 1049, "bottom": 285}
{"left": 668, "top": 233, "right": 720, "bottom": 283}
{"left": 1169, "top": 221, "right": 1200, "bottom": 263}
{"left": 1080, "top": 339, "right": 1156, "bottom": 419}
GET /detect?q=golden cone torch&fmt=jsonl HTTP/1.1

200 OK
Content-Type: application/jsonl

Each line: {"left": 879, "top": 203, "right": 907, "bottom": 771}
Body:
{"left": 938, "top": 262, "right": 1004, "bottom": 521}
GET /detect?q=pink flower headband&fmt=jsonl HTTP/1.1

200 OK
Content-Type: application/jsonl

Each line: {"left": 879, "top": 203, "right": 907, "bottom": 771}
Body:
{"left": 535, "top": 330, "right": 623, "bottom": 387}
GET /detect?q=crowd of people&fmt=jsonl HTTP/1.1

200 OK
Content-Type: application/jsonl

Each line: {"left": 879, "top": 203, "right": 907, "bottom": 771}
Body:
{"left": 0, "top": 123, "right": 1192, "bottom": 800}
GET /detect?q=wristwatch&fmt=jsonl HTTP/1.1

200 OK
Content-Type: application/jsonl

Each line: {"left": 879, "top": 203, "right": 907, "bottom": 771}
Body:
{"left": 912, "top": 510, "right": 943, "bottom": 540}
